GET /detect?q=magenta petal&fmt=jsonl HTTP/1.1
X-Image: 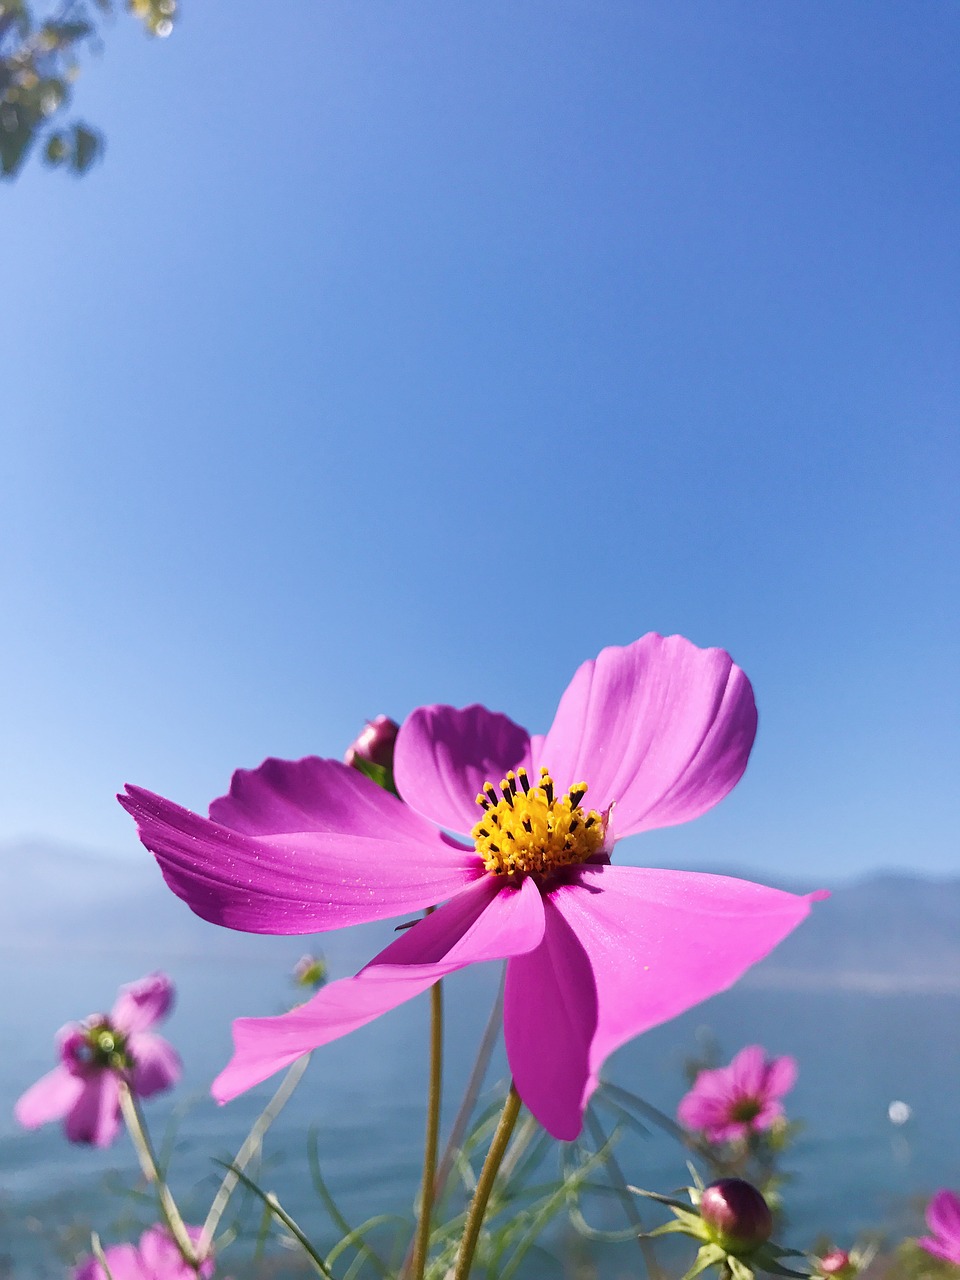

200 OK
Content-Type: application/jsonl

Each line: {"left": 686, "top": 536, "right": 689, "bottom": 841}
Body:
{"left": 129, "top": 1033, "right": 182, "bottom": 1098}
{"left": 394, "top": 704, "right": 535, "bottom": 835}
{"left": 111, "top": 972, "right": 174, "bottom": 1034}
{"left": 729, "top": 1045, "right": 767, "bottom": 1095}
{"left": 119, "top": 785, "right": 482, "bottom": 934}
{"left": 507, "top": 865, "right": 818, "bottom": 1139}
{"left": 539, "top": 634, "right": 757, "bottom": 838}
{"left": 764, "top": 1053, "right": 798, "bottom": 1098}
{"left": 210, "top": 755, "right": 438, "bottom": 840}
{"left": 139, "top": 1226, "right": 214, "bottom": 1280}
{"left": 73, "top": 1243, "right": 142, "bottom": 1280}
{"left": 504, "top": 895, "right": 597, "bottom": 1140}
{"left": 14, "top": 1064, "right": 85, "bottom": 1129}
{"left": 213, "top": 874, "right": 544, "bottom": 1101}
{"left": 927, "top": 1190, "right": 960, "bottom": 1244}
{"left": 65, "top": 1071, "right": 122, "bottom": 1147}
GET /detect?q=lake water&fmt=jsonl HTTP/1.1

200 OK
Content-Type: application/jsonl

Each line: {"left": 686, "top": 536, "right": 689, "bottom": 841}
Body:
{"left": 2, "top": 933, "right": 958, "bottom": 1277}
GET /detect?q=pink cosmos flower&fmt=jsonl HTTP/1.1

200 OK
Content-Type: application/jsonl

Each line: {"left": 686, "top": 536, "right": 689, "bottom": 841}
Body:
{"left": 15, "top": 973, "right": 181, "bottom": 1147}
{"left": 120, "top": 633, "right": 824, "bottom": 1140}
{"left": 919, "top": 1190, "right": 960, "bottom": 1266}
{"left": 73, "top": 1225, "right": 214, "bottom": 1280}
{"left": 677, "top": 1044, "right": 798, "bottom": 1142}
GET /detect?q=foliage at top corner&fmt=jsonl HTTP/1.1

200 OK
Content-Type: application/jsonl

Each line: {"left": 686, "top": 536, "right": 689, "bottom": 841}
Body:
{"left": 0, "top": 0, "right": 176, "bottom": 180}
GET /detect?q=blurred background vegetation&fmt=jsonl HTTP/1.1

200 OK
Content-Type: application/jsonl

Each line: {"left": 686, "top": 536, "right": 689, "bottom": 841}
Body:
{"left": 0, "top": 0, "right": 175, "bottom": 177}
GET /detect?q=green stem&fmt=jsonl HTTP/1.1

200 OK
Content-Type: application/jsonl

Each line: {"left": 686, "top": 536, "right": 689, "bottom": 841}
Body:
{"left": 118, "top": 1081, "right": 200, "bottom": 1269}
{"left": 451, "top": 1082, "right": 523, "bottom": 1280}
{"left": 411, "top": 977, "right": 444, "bottom": 1280}
{"left": 199, "top": 1053, "right": 311, "bottom": 1256}
{"left": 434, "top": 972, "right": 504, "bottom": 1205}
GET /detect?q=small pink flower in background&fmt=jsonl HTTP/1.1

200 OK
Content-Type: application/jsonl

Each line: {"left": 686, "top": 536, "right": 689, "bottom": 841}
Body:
{"left": 919, "top": 1190, "right": 960, "bottom": 1266}
{"left": 73, "top": 1225, "right": 214, "bottom": 1280}
{"left": 121, "top": 633, "right": 826, "bottom": 1140}
{"left": 15, "top": 973, "right": 181, "bottom": 1147}
{"left": 677, "top": 1044, "right": 797, "bottom": 1142}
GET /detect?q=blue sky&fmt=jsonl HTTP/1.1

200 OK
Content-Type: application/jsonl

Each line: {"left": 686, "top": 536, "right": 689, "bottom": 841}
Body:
{"left": 2, "top": 1, "right": 957, "bottom": 881}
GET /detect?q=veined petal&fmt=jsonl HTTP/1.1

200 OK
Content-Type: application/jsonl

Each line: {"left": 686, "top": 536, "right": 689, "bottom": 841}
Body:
{"left": 14, "top": 1064, "right": 85, "bottom": 1129}
{"left": 129, "top": 1033, "right": 182, "bottom": 1098}
{"left": 538, "top": 634, "right": 757, "bottom": 838}
{"left": 119, "top": 786, "right": 482, "bottom": 934}
{"left": 928, "top": 1190, "right": 960, "bottom": 1242}
{"left": 394, "top": 704, "right": 534, "bottom": 835}
{"left": 213, "top": 874, "right": 544, "bottom": 1101}
{"left": 505, "top": 865, "right": 819, "bottom": 1139}
{"left": 65, "top": 1072, "right": 122, "bottom": 1147}
{"left": 111, "top": 972, "right": 174, "bottom": 1035}
{"left": 209, "top": 755, "right": 439, "bottom": 840}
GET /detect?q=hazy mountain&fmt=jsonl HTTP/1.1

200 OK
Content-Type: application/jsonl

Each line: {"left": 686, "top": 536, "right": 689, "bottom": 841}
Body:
{"left": 2, "top": 840, "right": 958, "bottom": 991}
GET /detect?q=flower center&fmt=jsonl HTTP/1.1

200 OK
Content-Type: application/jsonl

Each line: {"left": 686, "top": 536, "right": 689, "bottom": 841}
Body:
{"left": 472, "top": 767, "right": 606, "bottom": 877}
{"left": 79, "top": 1020, "right": 132, "bottom": 1071}
{"left": 729, "top": 1096, "right": 763, "bottom": 1125}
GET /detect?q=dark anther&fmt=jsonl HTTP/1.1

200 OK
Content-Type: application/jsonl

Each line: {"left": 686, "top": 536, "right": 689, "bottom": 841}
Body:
{"left": 500, "top": 782, "right": 514, "bottom": 808}
{"left": 568, "top": 786, "right": 585, "bottom": 808}
{"left": 569, "top": 819, "right": 579, "bottom": 833}
{"left": 584, "top": 816, "right": 595, "bottom": 828}
{"left": 522, "top": 817, "right": 533, "bottom": 833}
{"left": 517, "top": 768, "right": 531, "bottom": 793}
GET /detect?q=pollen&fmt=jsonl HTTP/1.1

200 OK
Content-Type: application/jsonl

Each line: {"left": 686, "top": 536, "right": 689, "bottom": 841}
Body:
{"left": 472, "top": 767, "right": 606, "bottom": 877}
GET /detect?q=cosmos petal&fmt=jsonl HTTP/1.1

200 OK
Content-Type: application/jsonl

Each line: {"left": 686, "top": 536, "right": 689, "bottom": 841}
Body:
{"left": 506, "top": 865, "right": 819, "bottom": 1139}
{"left": 129, "top": 1033, "right": 182, "bottom": 1098}
{"left": 764, "top": 1053, "right": 798, "bottom": 1098}
{"left": 209, "top": 755, "right": 441, "bottom": 841}
{"left": 65, "top": 1071, "right": 122, "bottom": 1147}
{"left": 729, "top": 1044, "right": 767, "bottom": 1095}
{"left": 213, "top": 874, "right": 544, "bottom": 1101}
{"left": 111, "top": 972, "right": 175, "bottom": 1035}
{"left": 394, "top": 704, "right": 535, "bottom": 835}
{"left": 927, "top": 1190, "right": 960, "bottom": 1243}
{"left": 73, "top": 1244, "right": 143, "bottom": 1280}
{"left": 538, "top": 634, "right": 757, "bottom": 838}
{"left": 14, "top": 1064, "right": 85, "bottom": 1130}
{"left": 119, "top": 785, "right": 481, "bottom": 934}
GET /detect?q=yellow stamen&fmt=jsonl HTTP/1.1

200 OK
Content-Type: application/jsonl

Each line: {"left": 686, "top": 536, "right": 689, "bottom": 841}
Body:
{"left": 472, "top": 767, "right": 605, "bottom": 877}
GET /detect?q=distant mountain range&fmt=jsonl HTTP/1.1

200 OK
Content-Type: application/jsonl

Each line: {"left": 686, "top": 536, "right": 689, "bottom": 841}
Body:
{"left": 2, "top": 839, "right": 958, "bottom": 993}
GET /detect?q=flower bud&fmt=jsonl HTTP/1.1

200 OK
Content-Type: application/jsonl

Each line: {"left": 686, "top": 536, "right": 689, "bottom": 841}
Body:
{"left": 818, "top": 1250, "right": 854, "bottom": 1278}
{"left": 345, "top": 716, "right": 399, "bottom": 773}
{"left": 293, "top": 953, "right": 327, "bottom": 990}
{"left": 699, "top": 1179, "right": 773, "bottom": 1254}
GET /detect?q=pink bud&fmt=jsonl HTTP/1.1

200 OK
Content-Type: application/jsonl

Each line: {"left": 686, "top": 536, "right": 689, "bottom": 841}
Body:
{"left": 819, "top": 1250, "right": 853, "bottom": 1276}
{"left": 699, "top": 1179, "right": 773, "bottom": 1254}
{"left": 344, "top": 715, "right": 399, "bottom": 773}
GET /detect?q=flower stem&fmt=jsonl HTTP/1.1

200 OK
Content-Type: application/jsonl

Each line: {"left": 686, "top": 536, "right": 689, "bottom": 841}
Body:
{"left": 118, "top": 1081, "right": 199, "bottom": 1269}
{"left": 452, "top": 1082, "right": 522, "bottom": 1280}
{"left": 434, "top": 970, "right": 504, "bottom": 1204}
{"left": 199, "top": 1053, "right": 311, "bottom": 1257}
{"left": 411, "top": 977, "right": 444, "bottom": 1280}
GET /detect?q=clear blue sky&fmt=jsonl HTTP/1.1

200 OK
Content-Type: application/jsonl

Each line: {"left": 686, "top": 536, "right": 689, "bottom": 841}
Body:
{"left": 2, "top": 1, "right": 957, "bottom": 881}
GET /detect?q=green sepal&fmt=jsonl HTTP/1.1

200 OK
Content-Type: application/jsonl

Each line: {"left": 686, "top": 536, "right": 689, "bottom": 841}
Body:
{"left": 350, "top": 756, "right": 394, "bottom": 793}
{"left": 727, "top": 1255, "right": 756, "bottom": 1280}
{"left": 629, "top": 1186, "right": 694, "bottom": 1212}
{"left": 679, "top": 1243, "right": 728, "bottom": 1280}
{"left": 645, "top": 1216, "right": 709, "bottom": 1241}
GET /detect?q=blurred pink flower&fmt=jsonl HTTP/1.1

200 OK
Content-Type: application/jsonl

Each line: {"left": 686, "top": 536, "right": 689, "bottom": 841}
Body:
{"left": 919, "top": 1190, "right": 960, "bottom": 1266}
{"left": 15, "top": 973, "right": 181, "bottom": 1147}
{"left": 73, "top": 1225, "right": 214, "bottom": 1280}
{"left": 677, "top": 1044, "right": 797, "bottom": 1142}
{"left": 121, "top": 634, "right": 824, "bottom": 1140}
